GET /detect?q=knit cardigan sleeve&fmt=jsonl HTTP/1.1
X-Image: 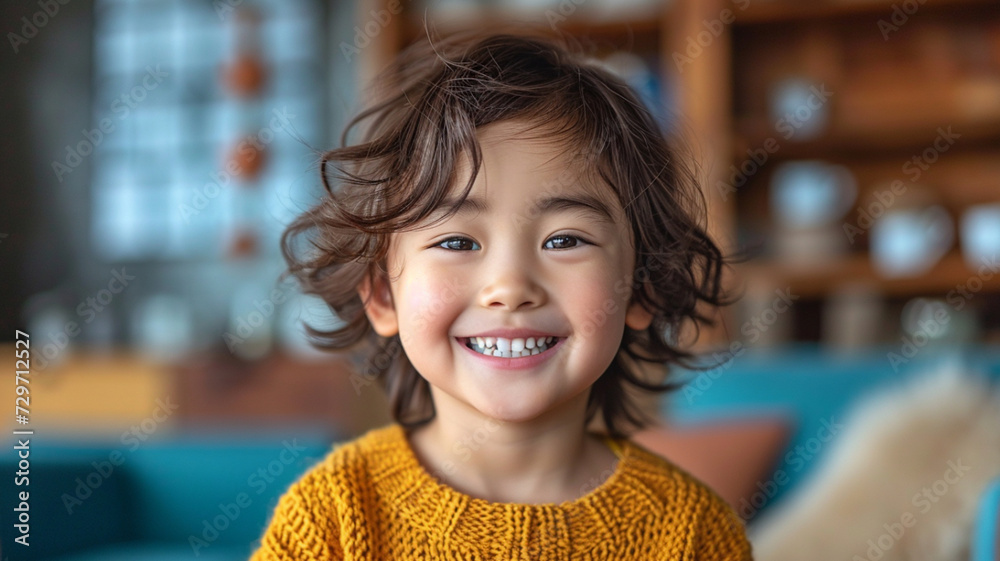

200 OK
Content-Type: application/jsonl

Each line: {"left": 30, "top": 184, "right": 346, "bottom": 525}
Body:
{"left": 693, "top": 492, "right": 754, "bottom": 560}
{"left": 250, "top": 471, "right": 343, "bottom": 561}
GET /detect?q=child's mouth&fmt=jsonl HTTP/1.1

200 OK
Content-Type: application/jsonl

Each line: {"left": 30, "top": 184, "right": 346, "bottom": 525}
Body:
{"left": 459, "top": 336, "right": 563, "bottom": 358}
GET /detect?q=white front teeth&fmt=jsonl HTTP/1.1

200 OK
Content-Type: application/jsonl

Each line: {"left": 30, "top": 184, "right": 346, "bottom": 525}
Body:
{"left": 468, "top": 336, "right": 559, "bottom": 358}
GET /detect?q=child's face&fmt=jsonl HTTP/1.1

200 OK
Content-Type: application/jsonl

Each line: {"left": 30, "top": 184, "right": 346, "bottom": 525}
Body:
{"left": 359, "top": 119, "right": 653, "bottom": 424}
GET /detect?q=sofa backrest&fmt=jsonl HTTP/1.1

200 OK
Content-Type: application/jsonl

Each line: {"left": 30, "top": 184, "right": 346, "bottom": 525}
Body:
{"left": 123, "top": 431, "right": 333, "bottom": 548}
{"left": 0, "top": 428, "right": 336, "bottom": 558}
{"left": 972, "top": 477, "right": 1000, "bottom": 561}
{"left": 0, "top": 446, "right": 132, "bottom": 559}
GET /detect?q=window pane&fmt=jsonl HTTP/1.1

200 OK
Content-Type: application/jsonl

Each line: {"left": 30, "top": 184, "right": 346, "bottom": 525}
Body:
{"left": 90, "top": 0, "right": 324, "bottom": 261}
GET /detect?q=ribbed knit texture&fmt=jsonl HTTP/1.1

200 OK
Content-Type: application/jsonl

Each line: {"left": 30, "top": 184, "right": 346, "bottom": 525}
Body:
{"left": 250, "top": 423, "right": 753, "bottom": 560}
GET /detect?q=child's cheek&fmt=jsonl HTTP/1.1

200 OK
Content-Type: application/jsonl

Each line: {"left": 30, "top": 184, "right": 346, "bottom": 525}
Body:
{"left": 603, "top": 250, "right": 641, "bottom": 312}
{"left": 402, "top": 273, "right": 466, "bottom": 337}
{"left": 564, "top": 269, "right": 630, "bottom": 334}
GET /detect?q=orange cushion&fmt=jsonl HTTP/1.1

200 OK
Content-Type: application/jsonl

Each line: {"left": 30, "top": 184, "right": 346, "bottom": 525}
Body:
{"left": 631, "top": 417, "right": 791, "bottom": 515}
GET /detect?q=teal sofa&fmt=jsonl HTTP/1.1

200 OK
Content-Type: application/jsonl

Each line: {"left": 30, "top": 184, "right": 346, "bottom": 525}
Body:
{"left": 4, "top": 345, "right": 997, "bottom": 559}
{"left": 0, "top": 428, "right": 336, "bottom": 560}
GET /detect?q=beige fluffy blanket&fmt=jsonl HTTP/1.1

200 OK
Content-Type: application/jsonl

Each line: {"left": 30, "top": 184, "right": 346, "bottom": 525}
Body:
{"left": 749, "top": 363, "right": 1000, "bottom": 561}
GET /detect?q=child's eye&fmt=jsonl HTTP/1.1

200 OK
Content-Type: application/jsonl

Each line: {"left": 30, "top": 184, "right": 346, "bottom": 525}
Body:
{"left": 544, "top": 235, "right": 589, "bottom": 250}
{"left": 436, "top": 237, "right": 481, "bottom": 251}
{"left": 434, "top": 235, "right": 590, "bottom": 252}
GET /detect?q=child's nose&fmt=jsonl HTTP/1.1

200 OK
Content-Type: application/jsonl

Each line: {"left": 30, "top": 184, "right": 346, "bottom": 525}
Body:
{"left": 477, "top": 269, "right": 546, "bottom": 312}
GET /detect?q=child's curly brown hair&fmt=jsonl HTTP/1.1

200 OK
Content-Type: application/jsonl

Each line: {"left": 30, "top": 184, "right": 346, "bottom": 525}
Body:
{"left": 280, "top": 27, "right": 733, "bottom": 439}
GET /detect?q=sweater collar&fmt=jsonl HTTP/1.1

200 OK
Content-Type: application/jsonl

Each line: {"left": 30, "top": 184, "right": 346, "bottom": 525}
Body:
{"left": 367, "top": 423, "right": 639, "bottom": 546}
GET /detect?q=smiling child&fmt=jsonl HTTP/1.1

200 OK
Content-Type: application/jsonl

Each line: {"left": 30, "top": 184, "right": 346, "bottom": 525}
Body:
{"left": 251, "top": 28, "right": 752, "bottom": 560}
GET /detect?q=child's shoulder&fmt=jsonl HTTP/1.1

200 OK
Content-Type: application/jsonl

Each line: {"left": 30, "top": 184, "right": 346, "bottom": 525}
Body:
{"left": 250, "top": 425, "right": 405, "bottom": 559}
{"left": 622, "top": 436, "right": 750, "bottom": 550}
{"left": 288, "top": 422, "right": 425, "bottom": 498}
{"left": 294, "top": 423, "right": 401, "bottom": 480}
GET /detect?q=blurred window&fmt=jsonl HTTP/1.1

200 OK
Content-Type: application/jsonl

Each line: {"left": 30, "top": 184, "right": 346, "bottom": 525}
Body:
{"left": 90, "top": 0, "right": 324, "bottom": 261}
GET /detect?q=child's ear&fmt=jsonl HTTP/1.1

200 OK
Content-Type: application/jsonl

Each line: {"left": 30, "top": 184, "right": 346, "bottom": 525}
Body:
{"left": 625, "top": 300, "right": 654, "bottom": 331}
{"left": 357, "top": 273, "right": 399, "bottom": 337}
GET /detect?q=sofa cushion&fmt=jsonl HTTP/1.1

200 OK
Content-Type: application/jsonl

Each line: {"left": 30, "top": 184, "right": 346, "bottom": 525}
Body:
{"left": 0, "top": 444, "right": 131, "bottom": 560}
{"left": 1, "top": 430, "right": 336, "bottom": 559}
{"left": 122, "top": 431, "right": 333, "bottom": 546}
{"left": 49, "top": 541, "right": 252, "bottom": 561}
{"left": 972, "top": 477, "right": 1000, "bottom": 561}
{"left": 631, "top": 415, "right": 791, "bottom": 516}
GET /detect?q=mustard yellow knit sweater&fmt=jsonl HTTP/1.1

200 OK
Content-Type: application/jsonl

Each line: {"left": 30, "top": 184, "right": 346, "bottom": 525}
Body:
{"left": 250, "top": 423, "right": 753, "bottom": 560}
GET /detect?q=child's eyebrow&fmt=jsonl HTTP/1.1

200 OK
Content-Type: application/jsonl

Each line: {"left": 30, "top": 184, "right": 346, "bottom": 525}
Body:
{"left": 431, "top": 193, "right": 616, "bottom": 225}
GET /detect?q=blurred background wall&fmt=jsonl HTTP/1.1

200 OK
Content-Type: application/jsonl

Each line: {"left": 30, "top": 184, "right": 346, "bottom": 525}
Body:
{"left": 5, "top": 0, "right": 997, "bottom": 436}
{"left": 2, "top": 0, "right": 999, "bottom": 559}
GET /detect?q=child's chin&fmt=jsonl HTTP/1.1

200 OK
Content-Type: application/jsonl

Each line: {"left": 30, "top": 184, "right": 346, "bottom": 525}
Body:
{"left": 470, "top": 398, "right": 547, "bottom": 424}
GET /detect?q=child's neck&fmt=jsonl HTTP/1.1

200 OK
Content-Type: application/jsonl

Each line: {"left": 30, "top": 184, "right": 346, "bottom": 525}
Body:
{"left": 405, "top": 393, "right": 619, "bottom": 505}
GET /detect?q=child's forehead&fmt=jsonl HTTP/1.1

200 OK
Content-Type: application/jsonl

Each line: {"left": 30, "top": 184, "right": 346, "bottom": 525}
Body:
{"left": 450, "top": 120, "right": 617, "bottom": 203}
{"left": 444, "top": 154, "right": 622, "bottom": 221}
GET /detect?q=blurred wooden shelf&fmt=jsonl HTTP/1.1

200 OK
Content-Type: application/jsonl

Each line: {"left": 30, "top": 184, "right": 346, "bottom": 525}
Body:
{"left": 733, "top": 115, "right": 1000, "bottom": 162}
{"left": 0, "top": 345, "right": 392, "bottom": 437}
{"left": 401, "top": 10, "right": 663, "bottom": 45}
{"left": 738, "top": 251, "right": 1000, "bottom": 299}
{"left": 365, "top": 0, "right": 1000, "bottom": 344}
{"left": 736, "top": 0, "right": 998, "bottom": 25}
